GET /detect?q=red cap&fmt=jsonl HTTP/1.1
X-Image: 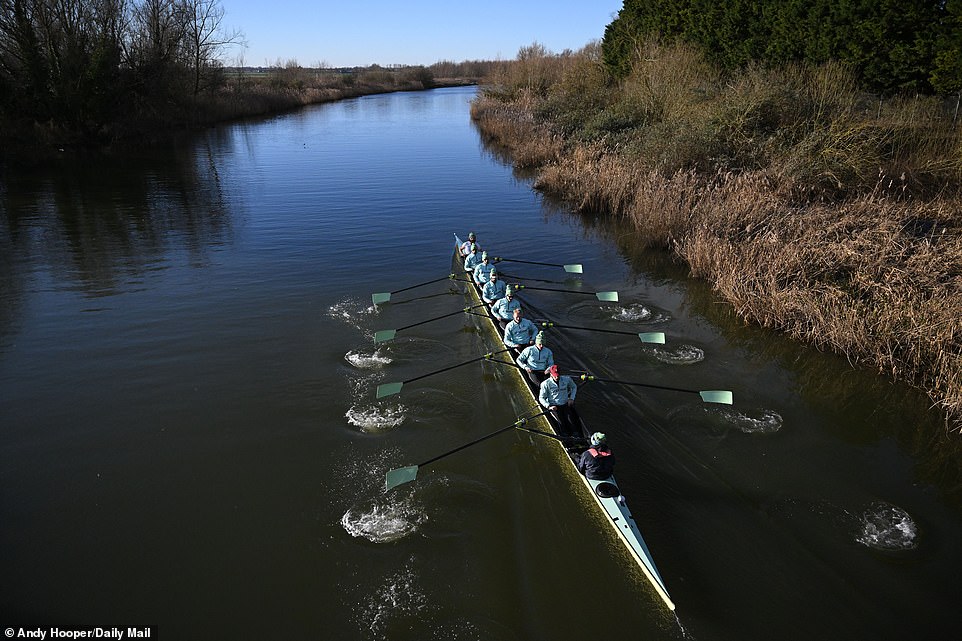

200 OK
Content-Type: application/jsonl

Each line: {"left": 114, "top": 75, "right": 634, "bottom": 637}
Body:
{"left": 548, "top": 365, "right": 559, "bottom": 377}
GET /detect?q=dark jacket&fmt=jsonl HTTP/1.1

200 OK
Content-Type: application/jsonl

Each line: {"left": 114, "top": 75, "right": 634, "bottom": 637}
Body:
{"left": 577, "top": 446, "right": 615, "bottom": 480}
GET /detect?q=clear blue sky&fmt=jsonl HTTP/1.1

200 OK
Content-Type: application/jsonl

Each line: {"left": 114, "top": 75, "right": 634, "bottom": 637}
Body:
{"left": 222, "top": 1, "right": 625, "bottom": 68}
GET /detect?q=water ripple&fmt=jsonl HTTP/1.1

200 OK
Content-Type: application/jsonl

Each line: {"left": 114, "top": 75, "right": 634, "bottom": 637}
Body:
{"left": 856, "top": 502, "right": 918, "bottom": 551}
{"left": 341, "top": 498, "right": 426, "bottom": 543}
{"left": 346, "top": 403, "right": 407, "bottom": 433}
{"left": 651, "top": 344, "right": 705, "bottom": 365}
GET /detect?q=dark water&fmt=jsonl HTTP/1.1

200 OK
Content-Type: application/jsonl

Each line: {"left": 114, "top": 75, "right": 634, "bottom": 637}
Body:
{"left": 2, "top": 86, "right": 961, "bottom": 640}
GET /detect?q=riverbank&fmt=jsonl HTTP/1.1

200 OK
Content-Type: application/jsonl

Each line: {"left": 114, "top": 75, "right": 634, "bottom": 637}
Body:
{"left": 471, "top": 43, "right": 962, "bottom": 432}
{"left": 1, "top": 68, "right": 477, "bottom": 153}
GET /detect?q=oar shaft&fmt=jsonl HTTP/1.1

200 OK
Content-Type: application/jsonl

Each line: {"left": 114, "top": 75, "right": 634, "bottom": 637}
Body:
{"left": 390, "top": 274, "right": 454, "bottom": 295}
{"left": 538, "top": 321, "right": 634, "bottom": 336}
{"left": 582, "top": 375, "right": 700, "bottom": 395}
{"left": 395, "top": 303, "right": 484, "bottom": 332}
{"left": 416, "top": 412, "right": 549, "bottom": 468}
{"left": 402, "top": 348, "right": 512, "bottom": 385}
{"left": 495, "top": 257, "right": 565, "bottom": 268}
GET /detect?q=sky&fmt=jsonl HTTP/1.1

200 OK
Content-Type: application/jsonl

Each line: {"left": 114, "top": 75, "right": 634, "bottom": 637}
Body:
{"left": 221, "top": 1, "right": 625, "bottom": 68}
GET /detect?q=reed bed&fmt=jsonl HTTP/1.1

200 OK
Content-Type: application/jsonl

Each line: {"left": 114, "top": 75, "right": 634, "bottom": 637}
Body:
{"left": 473, "top": 42, "right": 962, "bottom": 431}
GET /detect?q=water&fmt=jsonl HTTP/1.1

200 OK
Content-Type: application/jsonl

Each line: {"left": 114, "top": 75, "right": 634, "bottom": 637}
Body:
{"left": 2, "top": 87, "right": 961, "bottom": 640}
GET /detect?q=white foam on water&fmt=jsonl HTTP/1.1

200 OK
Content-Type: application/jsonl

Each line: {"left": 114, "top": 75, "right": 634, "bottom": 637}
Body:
{"left": 612, "top": 303, "right": 653, "bottom": 322}
{"left": 346, "top": 404, "right": 407, "bottom": 433}
{"left": 856, "top": 502, "right": 918, "bottom": 551}
{"left": 358, "top": 559, "right": 430, "bottom": 640}
{"left": 328, "top": 297, "right": 379, "bottom": 330}
{"left": 652, "top": 344, "right": 705, "bottom": 365}
{"left": 345, "top": 348, "right": 393, "bottom": 369}
{"left": 725, "top": 408, "right": 783, "bottom": 434}
{"left": 341, "top": 498, "right": 426, "bottom": 544}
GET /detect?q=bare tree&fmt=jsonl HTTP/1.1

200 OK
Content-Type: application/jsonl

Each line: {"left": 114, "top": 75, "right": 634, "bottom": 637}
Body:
{"left": 179, "top": 0, "right": 244, "bottom": 95}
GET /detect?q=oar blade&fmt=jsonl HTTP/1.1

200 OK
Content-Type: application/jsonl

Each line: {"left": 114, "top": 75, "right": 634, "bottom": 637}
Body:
{"left": 373, "top": 329, "right": 397, "bottom": 344}
{"left": 376, "top": 381, "right": 404, "bottom": 398}
{"left": 385, "top": 465, "right": 419, "bottom": 491}
{"left": 700, "top": 390, "right": 733, "bottom": 405}
{"left": 596, "top": 291, "right": 619, "bottom": 302}
{"left": 372, "top": 292, "right": 391, "bottom": 305}
{"left": 563, "top": 264, "right": 583, "bottom": 274}
{"left": 637, "top": 332, "right": 666, "bottom": 344}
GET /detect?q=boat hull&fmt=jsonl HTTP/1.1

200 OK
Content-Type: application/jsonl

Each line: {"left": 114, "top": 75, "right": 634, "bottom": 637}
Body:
{"left": 453, "top": 234, "right": 675, "bottom": 611}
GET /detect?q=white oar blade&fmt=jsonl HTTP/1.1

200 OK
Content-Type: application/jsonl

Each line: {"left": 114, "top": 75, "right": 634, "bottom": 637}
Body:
{"left": 373, "top": 329, "right": 397, "bottom": 344}
{"left": 376, "top": 382, "right": 404, "bottom": 398}
{"left": 596, "top": 291, "right": 619, "bottom": 302}
{"left": 385, "top": 466, "right": 419, "bottom": 491}
{"left": 637, "top": 332, "right": 666, "bottom": 344}
{"left": 372, "top": 292, "right": 391, "bottom": 305}
{"left": 700, "top": 390, "right": 733, "bottom": 405}
{"left": 563, "top": 264, "right": 583, "bottom": 274}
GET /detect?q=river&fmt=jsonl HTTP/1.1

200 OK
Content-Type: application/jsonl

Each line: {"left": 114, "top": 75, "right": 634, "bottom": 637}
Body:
{"left": 1, "top": 86, "right": 960, "bottom": 640}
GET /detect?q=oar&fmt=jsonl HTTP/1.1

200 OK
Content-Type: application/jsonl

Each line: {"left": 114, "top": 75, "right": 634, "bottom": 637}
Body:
{"left": 512, "top": 284, "right": 619, "bottom": 302}
{"left": 493, "top": 257, "right": 583, "bottom": 274}
{"left": 376, "top": 348, "right": 513, "bottom": 398}
{"left": 537, "top": 321, "right": 665, "bottom": 344}
{"left": 385, "top": 411, "right": 550, "bottom": 490}
{"left": 372, "top": 274, "right": 457, "bottom": 305}
{"left": 373, "top": 303, "right": 487, "bottom": 343}
{"left": 579, "top": 373, "right": 733, "bottom": 404}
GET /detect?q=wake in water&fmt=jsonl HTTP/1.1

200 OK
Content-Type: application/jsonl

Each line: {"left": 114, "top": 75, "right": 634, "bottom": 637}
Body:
{"left": 609, "top": 302, "right": 671, "bottom": 325}
{"left": 345, "top": 347, "right": 393, "bottom": 369}
{"left": 856, "top": 502, "right": 918, "bottom": 551}
{"left": 650, "top": 344, "right": 705, "bottom": 365}
{"left": 346, "top": 403, "right": 407, "bottom": 433}
{"left": 341, "top": 496, "right": 427, "bottom": 543}
{"left": 668, "top": 405, "right": 783, "bottom": 436}
{"left": 357, "top": 557, "right": 430, "bottom": 640}
{"left": 328, "top": 297, "right": 379, "bottom": 332}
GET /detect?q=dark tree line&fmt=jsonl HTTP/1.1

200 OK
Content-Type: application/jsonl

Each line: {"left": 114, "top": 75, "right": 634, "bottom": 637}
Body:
{"left": 0, "top": 0, "right": 243, "bottom": 141}
{"left": 602, "top": 0, "right": 962, "bottom": 95}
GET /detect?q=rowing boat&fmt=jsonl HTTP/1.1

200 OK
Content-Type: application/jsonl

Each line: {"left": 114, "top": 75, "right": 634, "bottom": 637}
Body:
{"left": 452, "top": 233, "right": 676, "bottom": 611}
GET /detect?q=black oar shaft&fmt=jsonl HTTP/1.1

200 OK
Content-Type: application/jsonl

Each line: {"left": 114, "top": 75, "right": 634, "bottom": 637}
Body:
{"left": 402, "top": 348, "right": 511, "bottom": 384}
{"left": 495, "top": 257, "right": 565, "bottom": 268}
{"left": 518, "top": 285, "right": 594, "bottom": 295}
{"left": 395, "top": 303, "right": 484, "bottom": 332}
{"left": 416, "top": 412, "right": 549, "bottom": 468}
{"left": 390, "top": 274, "right": 453, "bottom": 295}
{"left": 584, "top": 375, "right": 699, "bottom": 395}
{"left": 538, "top": 321, "right": 633, "bottom": 336}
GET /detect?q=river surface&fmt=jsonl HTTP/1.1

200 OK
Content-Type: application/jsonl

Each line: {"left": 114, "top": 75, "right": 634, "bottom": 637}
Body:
{"left": 2, "top": 86, "right": 961, "bottom": 640}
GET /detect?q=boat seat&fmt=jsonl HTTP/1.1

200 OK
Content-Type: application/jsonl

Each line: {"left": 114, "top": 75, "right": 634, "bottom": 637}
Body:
{"left": 595, "top": 481, "right": 621, "bottom": 499}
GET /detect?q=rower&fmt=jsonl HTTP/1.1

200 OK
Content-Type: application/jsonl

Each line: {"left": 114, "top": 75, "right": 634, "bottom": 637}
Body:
{"left": 481, "top": 269, "right": 506, "bottom": 305}
{"left": 473, "top": 251, "right": 495, "bottom": 286}
{"left": 491, "top": 285, "right": 521, "bottom": 329}
{"left": 538, "top": 364, "right": 581, "bottom": 435}
{"left": 516, "top": 331, "right": 553, "bottom": 385}
{"left": 577, "top": 432, "right": 615, "bottom": 480}
{"left": 463, "top": 243, "right": 482, "bottom": 273}
{"left": 502, "top": 307, "right": 537, "bottom": 351}
{"left": 459, "top": 232, "right": 480, "bottom": 257}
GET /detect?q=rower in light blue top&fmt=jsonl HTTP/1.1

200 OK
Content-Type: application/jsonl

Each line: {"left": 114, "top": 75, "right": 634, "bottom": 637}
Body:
{"left": 473, "top": 252, "right": 495, "bottom": 285}
{"left": 516, "top": 331, "right": 554, "bottom": 384}
{"left": 503, "top": 307, "right": 537, "bottom": 350}
{"left": 481, "top": 270, "right": 507, "bottom": 305}
{"left": 491, "top": 285, "right": 521, "bottom": 327}
{"left": 463, "top": 243, "right": 482, "bottom": 273}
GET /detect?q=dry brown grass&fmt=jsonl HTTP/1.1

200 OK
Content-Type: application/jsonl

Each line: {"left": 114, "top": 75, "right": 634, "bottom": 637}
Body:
{"left": 474, "top": 42, "right": 962, "bottom": 431}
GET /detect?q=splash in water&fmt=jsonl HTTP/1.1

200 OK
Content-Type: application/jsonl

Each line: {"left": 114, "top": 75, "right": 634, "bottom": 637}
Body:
{"left": 345, "top": 348, "right": 393, "bottom": 369}
{"left": 724, "top": 408, "right": 783, "bottom": 434}
{"left": 856, "top": 502, "right": 918, "bottom": 551}
{"left": 651, "top": 344, "right": 705, "bottom": 365}
{"left": 612, "top": 303, "right": 653, "bottom": 322}
{"left": 357, "top": 558, "right": 430, "bottom": 640}
{"left": 342, "top": 498, "right": 427, "bottom": 544}
{"left": 328, "top": 298, "right": 379, "bottom": 330}
{"left": 346, "top": 404, "right": 407, "bottom": 433}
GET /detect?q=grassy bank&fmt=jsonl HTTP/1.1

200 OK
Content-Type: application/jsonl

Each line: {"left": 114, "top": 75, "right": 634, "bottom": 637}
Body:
{"left": 471, "top": 42, "right": 962, "bottom": 431}
{"left": 4, "top": 65, "right": 477, "bottom": 150}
